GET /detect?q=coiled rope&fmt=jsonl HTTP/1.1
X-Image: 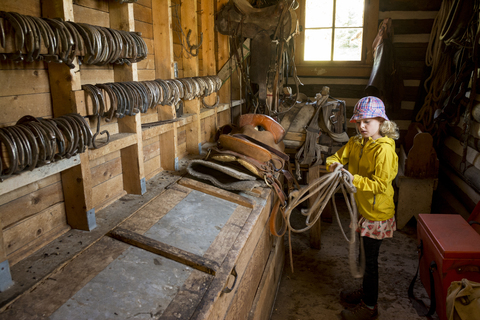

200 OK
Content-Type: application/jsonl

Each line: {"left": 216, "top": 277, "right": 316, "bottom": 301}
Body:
{"left": 282, "top": 165, "right": 365, "bottom": 278}
{"left": 415, "top": 0, "right": 454, "bottom": 131}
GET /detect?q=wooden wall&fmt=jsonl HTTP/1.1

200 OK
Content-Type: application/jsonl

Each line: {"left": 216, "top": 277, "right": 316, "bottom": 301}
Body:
{"left": 295, "top": 0, "right": 442, "bottom": 144}
{"left": 0, "top": 0, "right": 231, "bottom": 273}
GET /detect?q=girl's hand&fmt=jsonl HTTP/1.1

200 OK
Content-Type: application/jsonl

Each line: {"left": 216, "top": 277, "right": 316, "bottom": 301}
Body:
{"left": 329, "top": 162, "right": 342, "bottom": 172}
{"left": 341, "top": 168, "right": 354, "bottom": 182}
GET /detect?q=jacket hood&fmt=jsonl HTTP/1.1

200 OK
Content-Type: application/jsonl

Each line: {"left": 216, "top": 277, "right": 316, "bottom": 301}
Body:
{"left": 356, "top": 136, "right": 395, "bottom": 149}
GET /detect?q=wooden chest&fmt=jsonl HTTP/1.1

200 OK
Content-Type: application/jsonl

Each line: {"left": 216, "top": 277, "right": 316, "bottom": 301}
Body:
{"left": 417, "top": 214, "right": 480, "bottom": 320}
{"left": 0, "top": 177, "right": 284, "bottom": 320}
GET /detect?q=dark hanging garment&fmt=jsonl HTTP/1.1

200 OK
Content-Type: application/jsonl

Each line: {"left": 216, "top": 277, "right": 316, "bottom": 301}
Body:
{"left": 365, "top": 18, "right": 404, "bottom": 113}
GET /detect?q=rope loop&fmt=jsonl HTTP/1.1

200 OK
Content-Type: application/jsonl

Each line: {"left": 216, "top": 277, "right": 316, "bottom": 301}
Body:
{"left": 279, "top": 166, "right": 365, "bottom": 278}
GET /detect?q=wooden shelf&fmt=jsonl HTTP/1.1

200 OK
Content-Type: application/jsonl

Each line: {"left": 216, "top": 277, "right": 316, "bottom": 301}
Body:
{"left": 200, "top": 108, "right": 216, "bottom": 119}
{"left": 88, "top": 133, "right": 137, "bottom": 161}
{"left": 216, "top": 103, "right": 230, "bottom": 112}
{"left": 175, "top": 113, "right": 196, "bottom": 127}
{"left": 142, "top": 122, "right": 175, "bottom": 140}
{"left": 0, "top": 155, "right": 81, "bottom": 196}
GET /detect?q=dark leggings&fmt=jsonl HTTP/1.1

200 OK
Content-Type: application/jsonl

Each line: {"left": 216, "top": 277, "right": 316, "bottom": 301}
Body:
{"left": 362, "top": 236, "right": 383, "bottom": 306}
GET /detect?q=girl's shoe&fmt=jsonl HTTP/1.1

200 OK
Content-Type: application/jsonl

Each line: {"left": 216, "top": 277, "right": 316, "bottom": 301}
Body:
{"left": 340, "top": 288, "right": 364, "bottom": 304}
{"left": 340, "top": 301, "right": 378, "bottom": 320}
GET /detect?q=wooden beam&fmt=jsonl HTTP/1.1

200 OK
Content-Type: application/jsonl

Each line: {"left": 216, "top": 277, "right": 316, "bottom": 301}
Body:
{"left": 217, "top": 38, "right": 250, "bottom": 83}
{"left": 364, "top": 0, "right": 379, "bottom": 64}
{"left": 61, "top": 153, "right": 96, "bottom": 231}
{"left": 110, "top": 1, "right": 147, "bottom": 194}
{"left": 108, "top": 227, "right": 219, "bottom": 275}
{"left": 216, "top": 0, "right": 231, "bottom": 105}
{"left": 42, "top": 1, "right": 83, "bottom": 116}
{"left": 118, "top": 114, "right": 147, "bottom": 195}
{"left": 160, "top": 130, "right": 177, "bottom": 170}
{"left": 308, "top": 166, "right": 321, "bottom": 249}
{"left": 201, "top": 0, "right": 218, "bottom": 106}
{"left": 152, "top": 0, "right": 177, "bottom": 168}
{"left": 152, "top": 0, "right": 175, "bottom": 79}
{"left": 181, "top": 0, "right": 202, "bottom": 155}
{"left": 41, "top": 0, "right": 95, "bottom": 231}
{"left": 177, "top": 178, "right": 255, "bottom": 208}
{"left": 0, "top": 218, "right": 13, "bottom": 292}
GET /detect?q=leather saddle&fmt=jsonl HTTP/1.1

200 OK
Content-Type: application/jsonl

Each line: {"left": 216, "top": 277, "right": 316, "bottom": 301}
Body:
{"left": 215, "top": 0, "right": 296, "bottom": 39}
{"left": 215, "top": 0, "right": 298, "bottom": 106}
{"left": 279, "top": 88, "right": 348, "bottom": 179}
{"left": 211, "top": 113, "right": 288, "bottom": 177}
{"left": 204, "top": 114, "right": 293, "bottom": 236}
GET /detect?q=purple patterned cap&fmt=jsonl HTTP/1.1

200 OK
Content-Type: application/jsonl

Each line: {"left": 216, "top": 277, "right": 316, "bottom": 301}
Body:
{"left": 350, "top": 96, "right": 389, "bottom": 123}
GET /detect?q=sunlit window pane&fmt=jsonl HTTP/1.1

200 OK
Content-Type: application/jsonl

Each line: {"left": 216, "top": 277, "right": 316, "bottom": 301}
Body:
{"left": 304, "top": 29, "right": 332, "bottom": 61}
{"left": 305, "top": 0, "right": 333, "bottom": 28}
{"left": 335, "top": 0, "right": 365, "bottom": 27}
{"left": 333, "top": 28, "right": 363, "bottom": 61}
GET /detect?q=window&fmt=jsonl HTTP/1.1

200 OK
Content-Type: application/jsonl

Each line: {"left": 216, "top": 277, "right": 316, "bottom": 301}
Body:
{"left": 294, "top": 0, "right": 378, "bottom": 76}
{"left": 304, "top": 0, "right": 365, "bottom": 61}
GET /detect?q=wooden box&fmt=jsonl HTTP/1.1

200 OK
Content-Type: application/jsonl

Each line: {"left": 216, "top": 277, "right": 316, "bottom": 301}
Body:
{"left": 417, "top": 214, "right": 480, "bottom": 320}
{"left": 0, "top": 177, "right": 284, "bottom": 320}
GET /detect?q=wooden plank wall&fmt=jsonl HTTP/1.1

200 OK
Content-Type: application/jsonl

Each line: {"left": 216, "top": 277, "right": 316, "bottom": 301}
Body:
{"left": 0, "top": 0, "right": 231, "bottom": 269}
{"left": 0, "top": 0, "right": 71, "bottom": 268}
{"left": 295, "top": 0, "right": 442, "bottom": 145}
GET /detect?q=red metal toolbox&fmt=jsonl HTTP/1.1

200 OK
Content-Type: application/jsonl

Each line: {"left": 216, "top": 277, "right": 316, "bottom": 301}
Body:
{"left": 417, "top": 214, "right": 480, "bottom": 320}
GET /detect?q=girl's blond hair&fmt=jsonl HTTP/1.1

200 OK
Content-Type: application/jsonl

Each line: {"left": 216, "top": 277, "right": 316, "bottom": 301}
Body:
{"left": 380, "top": 120, "right": 399, "bottom": 140}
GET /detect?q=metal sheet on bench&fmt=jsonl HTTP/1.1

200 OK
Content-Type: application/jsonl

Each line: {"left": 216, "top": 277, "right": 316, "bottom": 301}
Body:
{"left": 50, "top": 190, "right": 238, "bottom": 319}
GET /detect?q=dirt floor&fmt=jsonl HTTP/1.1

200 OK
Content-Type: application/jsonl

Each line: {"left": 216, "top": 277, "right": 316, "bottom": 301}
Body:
{"left": 270, "top": 200, "right": 442, "bottom": 320}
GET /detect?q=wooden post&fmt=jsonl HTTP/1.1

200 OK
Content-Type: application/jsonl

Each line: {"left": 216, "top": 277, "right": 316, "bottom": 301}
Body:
{"left": 217, "top": 0, "right": 231, "bottom": 106}
{"left": 0, "top": 219, "right": 13, "bottom": 292}
{"left": 42, "top": 0, "right": 96, "bottom": 231}
{"left": 61, "top": 153, "right": 96, "bottom": 230}
{"left": 110, "top": 1, "right": 147, "bottom": 194}
{"left": 364, "top": 0, "right": 379, "bottom": 64}
{"left": 181, "top": 0, "right": 202, "bottom": 155}
{"left": 152, "top": 0, "right": 178, "bottom": 170}
{"left": 308, "top": 166, "right": 333, "bottom": 249}
{"left": 308, "top": 165, "right": 321, "bottom": 249}
{"left": 201, "top": 0, "right": 217, "bottom": 105}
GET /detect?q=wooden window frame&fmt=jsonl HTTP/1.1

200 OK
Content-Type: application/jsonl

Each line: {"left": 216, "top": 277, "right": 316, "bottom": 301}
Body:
{"left": 294, "top": 0, "right": 379, "bottom": 77}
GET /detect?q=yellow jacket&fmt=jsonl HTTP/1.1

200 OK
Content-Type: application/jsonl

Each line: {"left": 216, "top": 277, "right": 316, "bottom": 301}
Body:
{"left": 326, "top": 136, "right": 398, "bottom": 221}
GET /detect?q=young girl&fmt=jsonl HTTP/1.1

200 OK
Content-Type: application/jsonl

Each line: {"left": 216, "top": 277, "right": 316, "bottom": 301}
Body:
{"left": 326, "top": 96, "right": 399, "bottom": 320}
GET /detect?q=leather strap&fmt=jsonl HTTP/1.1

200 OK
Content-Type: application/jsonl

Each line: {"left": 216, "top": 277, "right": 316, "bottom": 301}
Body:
{"left": 408, "top": 240, "right": 437, "bottom": 317}
{"left": 269, "top": 198, "right": 287, "bottom": 237}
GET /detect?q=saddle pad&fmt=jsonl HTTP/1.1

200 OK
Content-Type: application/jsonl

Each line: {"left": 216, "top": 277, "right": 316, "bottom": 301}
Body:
{"left": 187, "top": 159, "right": 263, "bottom": 191}
{"left": 219, "top": 134, "right": 272, "bottom": 164}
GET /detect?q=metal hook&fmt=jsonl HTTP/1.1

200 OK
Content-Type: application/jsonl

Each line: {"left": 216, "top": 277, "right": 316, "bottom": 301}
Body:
{"left": 186, "top": 29, "right": 203, "bottom": 57}
{"left": 92, "top": 115, "right": 110, "bottom": 149}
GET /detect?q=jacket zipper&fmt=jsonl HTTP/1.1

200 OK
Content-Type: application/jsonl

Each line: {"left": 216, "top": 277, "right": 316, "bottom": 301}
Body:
{"left": 359, "top": 142, "right": 374, "bottom": 210}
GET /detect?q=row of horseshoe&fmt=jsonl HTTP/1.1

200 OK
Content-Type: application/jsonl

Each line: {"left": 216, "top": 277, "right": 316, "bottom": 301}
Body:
{"left": 0, "top": 74, "right": 223, "bottom": 180}
{"left": 82, "top": 75, "right": 223, "bottom": 148}
{"left": 0, "top": 114, "right": 93, "bottom": 181}
{"left": 0, "top": 11, "right": 148, "bottom": 68}
{"left": 82, "top": 75, "right": 223, "bottom": 119}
